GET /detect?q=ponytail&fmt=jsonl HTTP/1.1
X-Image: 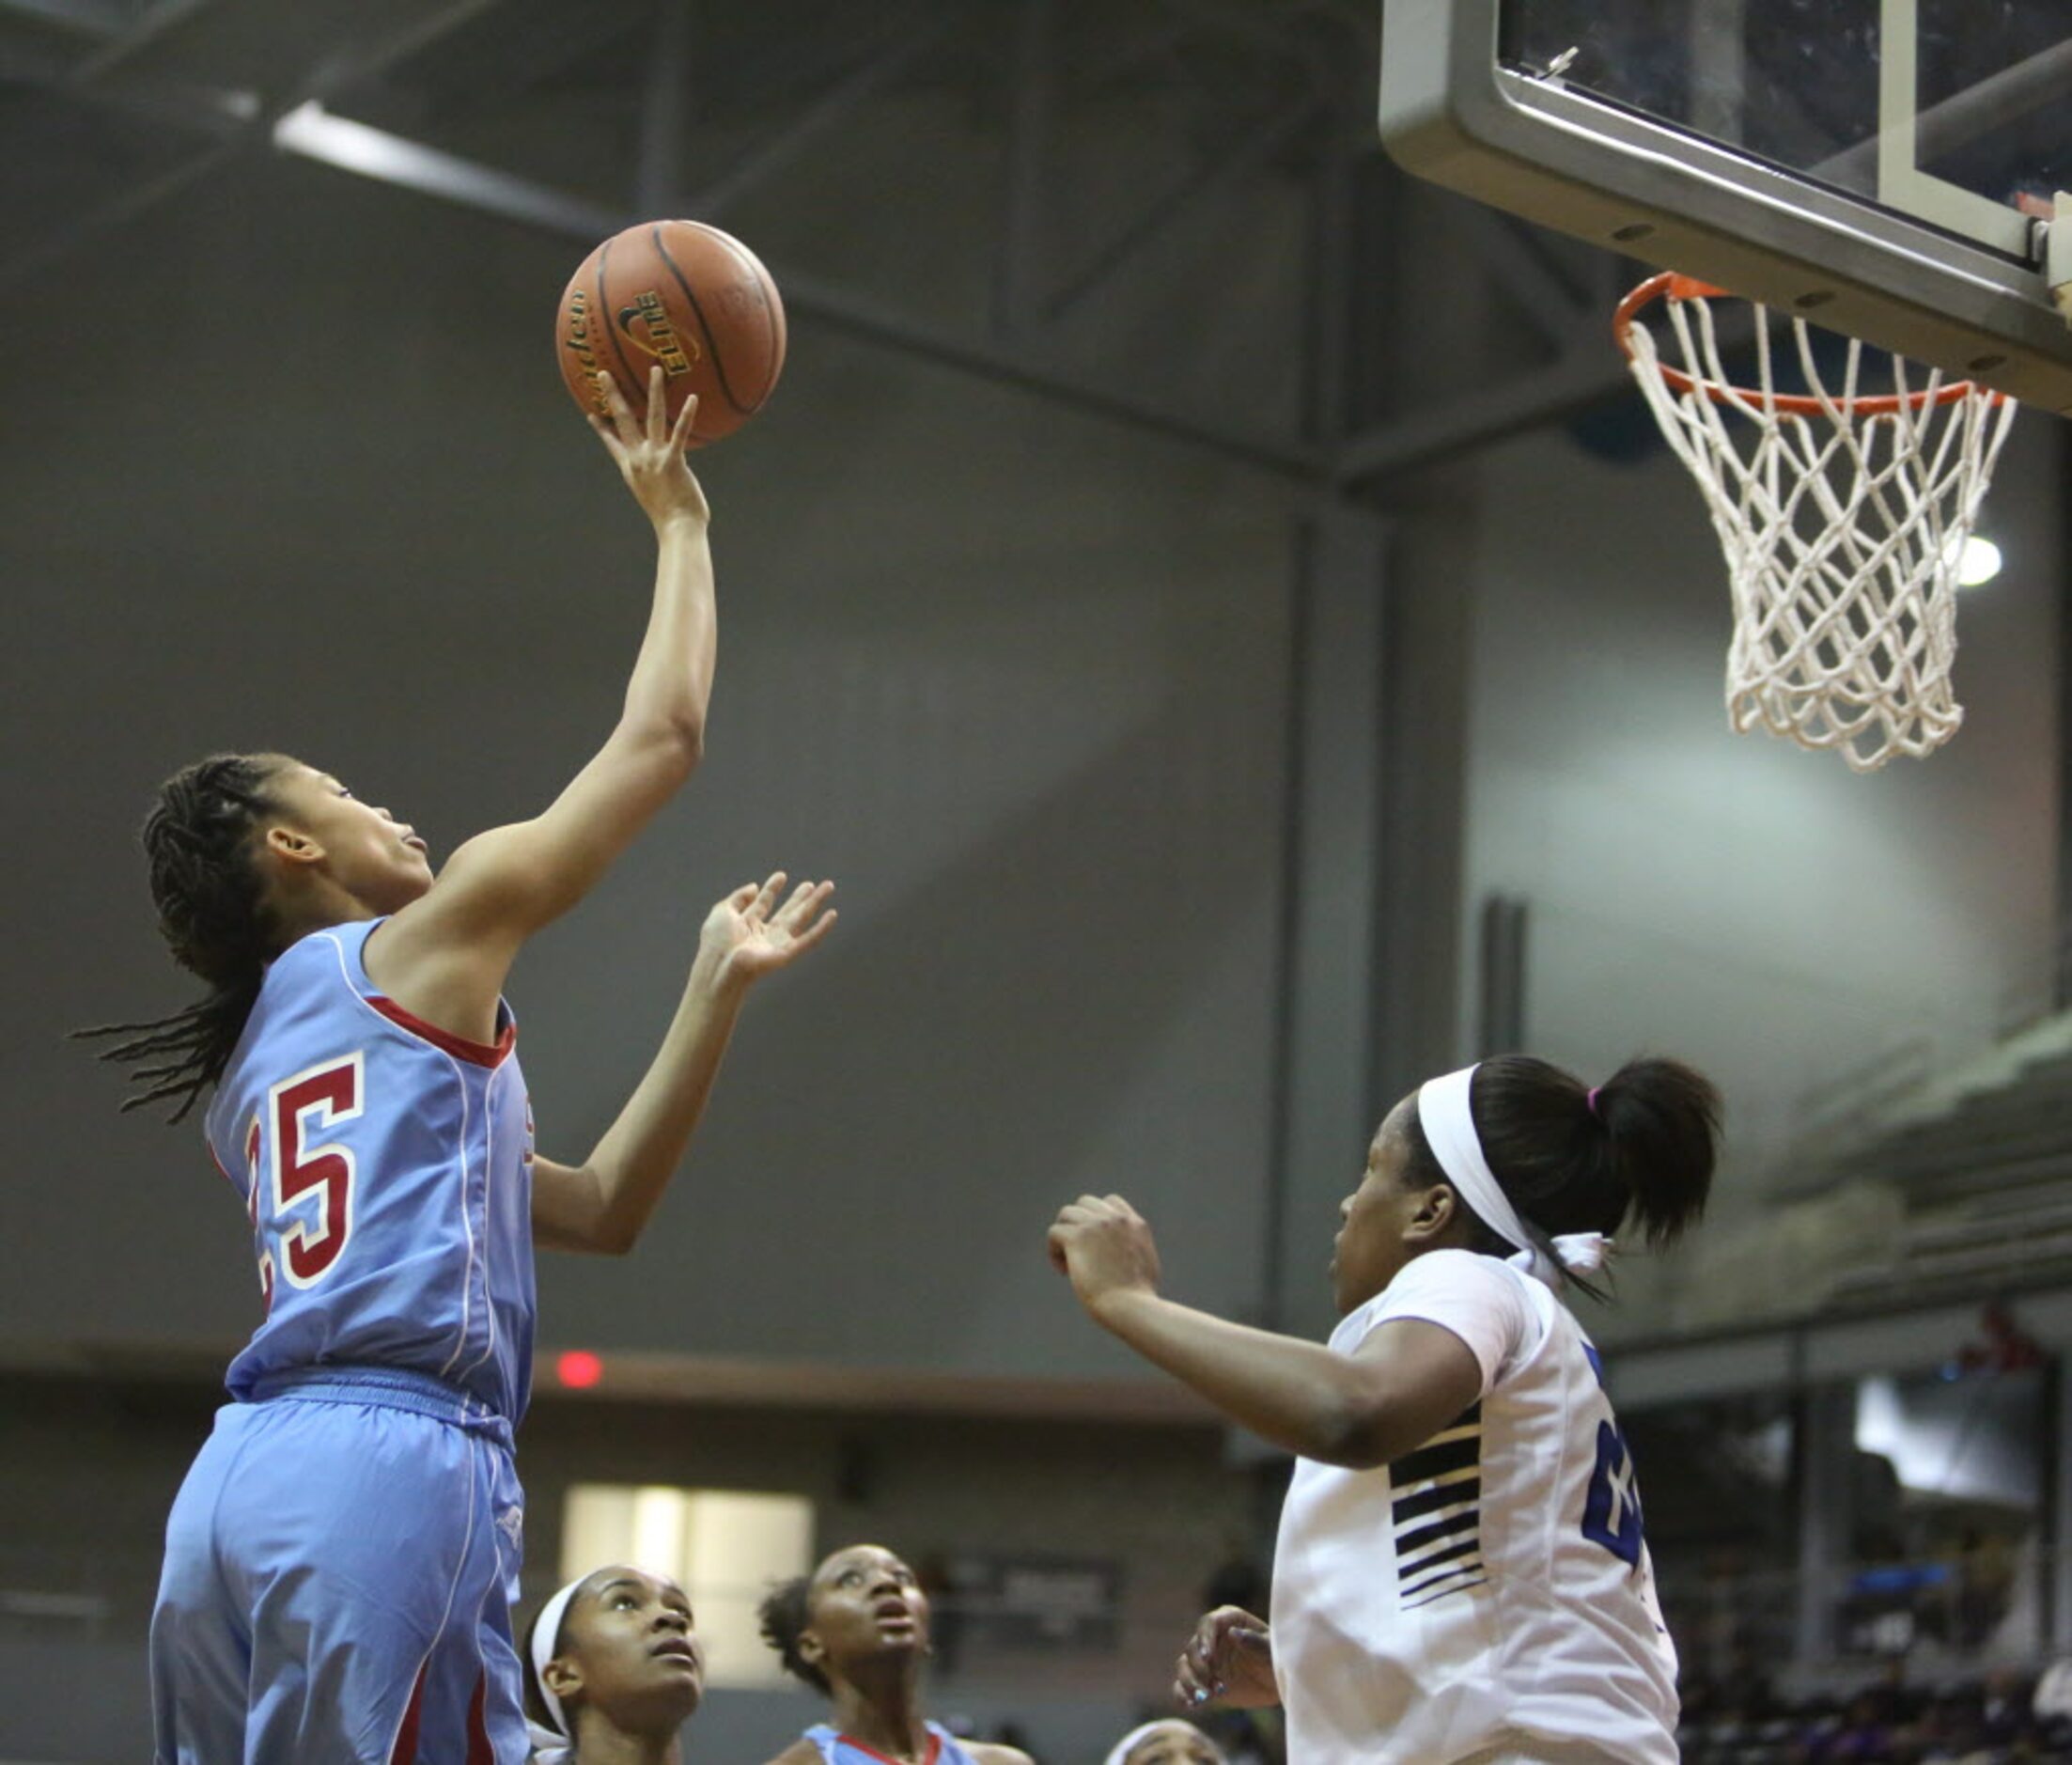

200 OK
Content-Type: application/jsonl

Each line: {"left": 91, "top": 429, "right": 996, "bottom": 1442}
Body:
{"left": 1399, "top": 1053, "right": 1721, "bottom": 1276}
{"left": 1469, "top": 1054, "right": 1719, "bottom": 1248}
{"left": 1582, "top": 1057, "right": 1720, "bottom": 1245}
{"left": 74, "top": 754, "right": 288, "bottom": 1123}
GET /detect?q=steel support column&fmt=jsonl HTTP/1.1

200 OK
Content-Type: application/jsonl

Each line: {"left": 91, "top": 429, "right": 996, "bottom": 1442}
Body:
{"left": 633, "top": 0, "right": 695, "bottom": 215}
{"left": 993, "top": 0, "right": 1054, "bottom": 341}
{"left": 687, "top": 18, "right": 950, "bottom": 223}
{"left": 1264, "top": 505, "right": 1388, "bottom": 1340}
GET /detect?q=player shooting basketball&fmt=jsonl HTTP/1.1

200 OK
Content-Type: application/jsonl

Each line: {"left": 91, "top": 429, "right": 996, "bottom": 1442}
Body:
{"left": 82, "top": 368, "right": 835, "bottom": 1763}
{"left": 1051, "top": 1055, "right": 1720, "bottom": 1765}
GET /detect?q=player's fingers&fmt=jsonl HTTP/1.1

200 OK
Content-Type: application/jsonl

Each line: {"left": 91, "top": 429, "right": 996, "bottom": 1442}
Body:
{"left": 1045, "top": 1223, "right": 1074, "bottom": 1273}
{"left": 725, "top": 881, "right": 760, "bottom": 908}
{"left": 774, "top": 879, "right": 832, "bottom": 925}
{"left": 600, "top": 372, "right": 641, "bottom": 446}
{"left": 669, "top": 392, "right": 700, "bottom": 447}
{"left": 782, "top": 908, "right": 838, "bottom": 956}
{"left": 645, "top": 365, "right": 666, "bottom": 444}
{"left": 749, "top": 871, "right": 787, "bottom": 918}
{"left": 1173, "top": 1648, "right": 1216, "bottom": 1708}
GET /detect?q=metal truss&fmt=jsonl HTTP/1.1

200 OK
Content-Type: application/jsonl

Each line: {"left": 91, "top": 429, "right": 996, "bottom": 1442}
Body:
{"left": 0, "top": 0, "right": 1646, "bottom": 491}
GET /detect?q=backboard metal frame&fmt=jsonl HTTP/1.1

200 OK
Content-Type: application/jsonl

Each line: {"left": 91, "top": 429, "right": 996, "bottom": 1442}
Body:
{"left": 1379, "top": 0, "right": 2072, "bottom": 414}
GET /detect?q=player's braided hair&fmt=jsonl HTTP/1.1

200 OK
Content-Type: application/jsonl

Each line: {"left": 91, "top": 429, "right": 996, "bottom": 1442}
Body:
{"left": 74, "top": 753, "right": 289, "bottom": 1123}
{"left": 757, "top": 1575, "right": 832, "bottom": 1695}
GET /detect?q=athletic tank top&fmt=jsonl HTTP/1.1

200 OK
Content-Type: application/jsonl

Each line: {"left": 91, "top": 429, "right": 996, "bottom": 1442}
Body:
{"left": 801, "top": 1724, "right": 983, "bottom": 1765}
{"left": 1271, "top": 1250, "right": 1677, "bottom": 1765}
{"left": 202, "top": 917, "right": 536, "bottom": 1420}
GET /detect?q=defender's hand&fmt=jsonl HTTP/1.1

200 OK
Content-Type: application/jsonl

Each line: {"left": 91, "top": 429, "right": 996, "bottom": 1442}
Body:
{"left": 1174, "top": 1606, "right": 1277, "bottom": 1710}
{"left": 1047, "top": 1195, "right": 1162, "bottom": 1318}
{"left": 589, "top": 366, "right": 711, "bottom": 531}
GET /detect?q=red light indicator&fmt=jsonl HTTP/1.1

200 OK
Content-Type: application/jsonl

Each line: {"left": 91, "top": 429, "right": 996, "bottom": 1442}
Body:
{"left": 556, "top": 1350, "right": 603, "bottom": 1389}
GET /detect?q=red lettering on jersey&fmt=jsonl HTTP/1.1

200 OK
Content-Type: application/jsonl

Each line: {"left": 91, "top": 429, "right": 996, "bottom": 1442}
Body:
{"left": 269, "top": 1053, "right": 365, "bottom": 1288}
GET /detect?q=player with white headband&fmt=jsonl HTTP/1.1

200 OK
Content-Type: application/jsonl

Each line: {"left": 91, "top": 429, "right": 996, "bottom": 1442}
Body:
{"left": 523, "top": 1565, "right": 705, "bottom": 1764}
{"left": 1100, "top": 1717, "right": 1226, "bottom": 1765}
{"left": 1049, "top": 1054, "right": 1721, "bottom": 1765}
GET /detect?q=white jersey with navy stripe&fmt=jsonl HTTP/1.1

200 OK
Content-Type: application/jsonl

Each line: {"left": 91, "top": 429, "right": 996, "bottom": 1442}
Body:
{"left": 202, "top": 916, "right": 537, "bottom": 1421}
{"left": 1270, "top": 1249, "right": 1677, "bottom": 1765}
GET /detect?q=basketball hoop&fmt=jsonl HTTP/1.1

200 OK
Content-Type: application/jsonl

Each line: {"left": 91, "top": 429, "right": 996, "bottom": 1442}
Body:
{"left": 1615, "top": 273, "right": 2018, "bottom": 772}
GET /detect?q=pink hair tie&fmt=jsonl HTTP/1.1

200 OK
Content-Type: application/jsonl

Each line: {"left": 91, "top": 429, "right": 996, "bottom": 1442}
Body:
{"left": 1585, "top": 1086, "right": 1603, "bottom": 1117}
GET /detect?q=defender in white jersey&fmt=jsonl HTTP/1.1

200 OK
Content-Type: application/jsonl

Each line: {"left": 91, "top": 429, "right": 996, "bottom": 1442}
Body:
{"left": 1049, "top": 1054, "right": 1721, "bottom": 1765}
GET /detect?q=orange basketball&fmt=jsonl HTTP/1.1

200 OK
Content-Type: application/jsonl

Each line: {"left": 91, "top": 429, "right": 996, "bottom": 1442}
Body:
{"left": 555, "top": 220, "right": 787, "bottom": 447}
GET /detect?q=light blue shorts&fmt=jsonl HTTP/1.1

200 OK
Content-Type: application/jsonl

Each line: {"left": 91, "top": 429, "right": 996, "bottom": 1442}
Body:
{"left": 150, "top": 1366, "right": 529, "bottom": 1765}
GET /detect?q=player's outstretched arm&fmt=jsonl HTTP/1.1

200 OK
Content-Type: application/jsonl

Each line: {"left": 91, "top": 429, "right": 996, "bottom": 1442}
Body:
{"left": 534, "top": 874, "right": 836, "bottom": 1256}
{"left": 1175, "top": 1605, "right": 1277, "bottom": 1711}
{"left": 1047, "top": 1197, "right": 1483, "bottom": 1469}
{"left": 367, "top": 367, "right": 716, "bottom": 1027}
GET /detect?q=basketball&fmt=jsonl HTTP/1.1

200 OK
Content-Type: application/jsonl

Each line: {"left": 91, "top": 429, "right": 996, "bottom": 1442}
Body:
{"left": 555, "top": 219, "right": 787, "bottom": 446}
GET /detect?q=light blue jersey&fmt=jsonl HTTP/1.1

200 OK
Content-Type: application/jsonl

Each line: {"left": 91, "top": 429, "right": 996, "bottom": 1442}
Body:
{"left": 802, "top": 1725, "right": 984, "bottom": 1765}
{"left": 202, "top": 915, "right": 536, "bottom": 1421}
{"left": 154, "top": 915, "right": 538, "bottom": 1762}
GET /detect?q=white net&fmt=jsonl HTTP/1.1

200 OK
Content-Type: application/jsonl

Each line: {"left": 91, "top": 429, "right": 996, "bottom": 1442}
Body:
{"left": 1622, "top": 284, "right": 2018, "bottom": 772}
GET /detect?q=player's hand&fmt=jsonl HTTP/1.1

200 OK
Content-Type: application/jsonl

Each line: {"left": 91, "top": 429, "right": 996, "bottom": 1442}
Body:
{"left": 1173, "top": 1606, "right": 1277, "bottom": 1710}
{"left": 1047, "top": 1195, "right": 1161, "bottom": 1318}
{"left": 698, "top": 873, "right": 837, "bottom": 990}
{"left": 589, "top": 366, "right": 711, "bottom": 531}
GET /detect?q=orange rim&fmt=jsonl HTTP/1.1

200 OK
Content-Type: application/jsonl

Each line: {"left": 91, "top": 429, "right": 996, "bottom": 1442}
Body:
{"left": 1613, "top": 272, "right": 1993, "bottom": 417}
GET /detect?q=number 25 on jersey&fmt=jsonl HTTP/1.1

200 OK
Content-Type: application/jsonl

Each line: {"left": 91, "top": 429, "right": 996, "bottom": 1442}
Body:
{"left": 244, "top": 1053, "right": 364, "bottom": 1300}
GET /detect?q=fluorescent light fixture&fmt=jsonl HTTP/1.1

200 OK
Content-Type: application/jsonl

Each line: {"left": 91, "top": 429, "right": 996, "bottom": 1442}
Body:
{"left": 1948, "top": 534, "right": 2003, "bottom": 587}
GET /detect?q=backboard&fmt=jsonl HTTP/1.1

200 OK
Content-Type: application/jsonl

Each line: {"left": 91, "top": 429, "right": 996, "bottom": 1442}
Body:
{"left": 1379, "top": 0, "right": 2072, "bottom": 412}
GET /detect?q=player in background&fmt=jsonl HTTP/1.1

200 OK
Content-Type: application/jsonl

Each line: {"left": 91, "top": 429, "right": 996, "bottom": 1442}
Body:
{"left": 523, "top": 1566, "right": 706, "bottom": 1764}
{"left": 83, "top": 371, "right": 836, "bottom": 1763}
{"left": 756, "top": 1544, "right": 1036, "bottom": 1765}
{"left": 1101, "top": 1719, "right": 1226, "bottom": 1765}
{"left": 1049, "top": 1055, "right": 1720, "bottom": 1765}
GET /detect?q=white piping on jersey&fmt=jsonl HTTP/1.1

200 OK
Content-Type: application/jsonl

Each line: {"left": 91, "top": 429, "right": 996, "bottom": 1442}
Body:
{"left": 384, "top": 1427, "right": 484, "bottom": 1762}
{"left": 454, "top": 1059, "right": 512, "bottom": 1386}
{"left": 434, "top": 1049, "right": 478, "bottom": 1381}
{"left": 314, "top": 931, "right": 486, "bottom": 1384}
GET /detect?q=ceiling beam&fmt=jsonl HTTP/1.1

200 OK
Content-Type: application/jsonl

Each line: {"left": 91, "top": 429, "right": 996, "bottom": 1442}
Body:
{"left": 268, "top": 102, "right": 1331, "bottom": 482}
{"left": 1332, "top": 347, "right": 1634, "bottom": 491}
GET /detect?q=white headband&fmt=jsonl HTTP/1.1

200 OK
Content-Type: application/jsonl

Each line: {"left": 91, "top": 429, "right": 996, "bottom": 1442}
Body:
{"left": 1102, "top": 1720, "right": 1228, "bottom": 1765}
{"left": 1416, "top": 1065, "right": 1613, "bottom": 1288}
{"left": 526, "top": 1575, "right": 587, "bottom": 1765}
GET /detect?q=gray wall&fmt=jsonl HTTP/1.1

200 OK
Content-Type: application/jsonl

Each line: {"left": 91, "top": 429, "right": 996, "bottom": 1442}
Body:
{"left": 0, "top": 1374, "right": 1251, "bottom": 1763}
{"left": 1456, "top": 418, "right": 2063, "bottom": 1188}
{"left": 3, "top": 147, "right": 1301, "bottom": 1382}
